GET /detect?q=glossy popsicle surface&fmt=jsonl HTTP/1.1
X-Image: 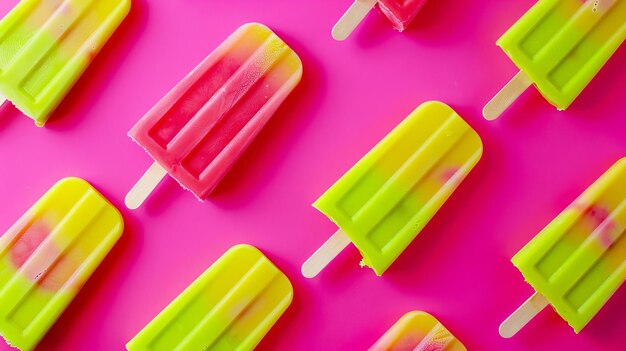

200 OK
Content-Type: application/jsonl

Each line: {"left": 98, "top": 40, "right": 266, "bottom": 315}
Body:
{"left": 129, "top": 23, "right": 302, "bottom": 200}
{"left": 370, "top": 311, "right": 466, "bottom": 351}
{"left": 126, "top": 244, "right": 293, "bottom": 351}
{"left": 378, "top": 0, "right": 428, "bottom": 31}
{"left": 313, "top": 101, "right": 483, "bottom": 275}
{"left": 0, "top": 177, "right": 123, "bottom": 351}
{"left": 497, "top": 0, "right": 626, "bottom": 110}
{"left": 512, "top": 158, "right": 626, "bottom": 332}
{"left": 0, "top": 0, "right": 130, "bottom": 126}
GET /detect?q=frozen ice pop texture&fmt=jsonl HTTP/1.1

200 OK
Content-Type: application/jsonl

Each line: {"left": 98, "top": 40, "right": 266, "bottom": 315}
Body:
{"left": 0, "top": 0, "right": 131, "bottom": 126}
{"left": 370, "top": 311, "right": 466, "bottom": 351}
{"left": 332, "top": 0, "right": 427, "bottom": 40}
{"left": 126, "top": 23, "right": 302, "bottom": 208}
{"left": 484, "top": 0, "right": 626, "bottom": 119}
{"left": 0, "top": 177, "right": 123, "bottom": 351}
{"left": 302, "top": 102, "right": 483, "bottom": 277}
{"left": 503, "top": 158, "right": 626, "bottom": 335}
{"left": 126, "top": 244, "right": 293, "bottom": 351}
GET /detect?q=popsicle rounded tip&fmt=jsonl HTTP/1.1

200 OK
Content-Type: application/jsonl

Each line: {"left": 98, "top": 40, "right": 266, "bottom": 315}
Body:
{"left": 331, "top": 25, "right": 349, "bottom": 41}
{"left": 124, "top": 192, "right": 142, "bottom": 210}
{"left": 498, "top": 321, "right": 517, "bottom": 338}
{"left": 301, "top": 262, "right": 320, "bottom": 279}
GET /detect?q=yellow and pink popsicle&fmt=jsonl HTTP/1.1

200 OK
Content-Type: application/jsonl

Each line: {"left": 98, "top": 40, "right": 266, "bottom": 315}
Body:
{"left": 302, "top": 102, "right": 482, "bottom": 277}
{"left": 126, "top": 23, "right": 302, "bottom": 209}
{"left": 0, "top": 0, "right": 130, "bottom": 126}
{"left": 370, "top": 311, "right": 466, "bottom": 351}
{"left": 0, "top": 177, "right": 123, "bottom": 351}
{"left": 332, "top": 0, "right": 428, "bottom": 40}
{"left": 501, "top": 158, "right": 626, "bottom": 337}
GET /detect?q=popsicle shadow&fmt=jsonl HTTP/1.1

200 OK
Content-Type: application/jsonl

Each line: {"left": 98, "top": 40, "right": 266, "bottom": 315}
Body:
{"left": 209, "top": 30, "right": 327, "bottom": 206}
{"left": 143, "top": 174, "right": 187, "bottom": 216}
{"left": 0, "top": 100, "right": 22, "bottom": 132}
{"left": 402, "top": 0, "right": 479, "bottom": 44}
{"left": 45, "top": 0, "right": 149, "bottom": 131}
{"left": 585, "top": 286, "right": 626, "bottom": 340}
{"left": 35, "top": 195, "right": 142, "bottom": 349}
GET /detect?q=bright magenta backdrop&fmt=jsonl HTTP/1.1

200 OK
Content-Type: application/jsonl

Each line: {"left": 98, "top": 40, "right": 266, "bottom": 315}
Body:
{"left": 0, "top": 1, "right": 624, "bottom": 350}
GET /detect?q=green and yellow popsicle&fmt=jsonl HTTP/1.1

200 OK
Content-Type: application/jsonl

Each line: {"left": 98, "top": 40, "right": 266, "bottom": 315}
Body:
{"left": 484, "top": 0, "right": 626, "bottom": 119}
{"left": 126, "top": 245, "right": 293, "bottom": 351}
{"left": 0, "top": 177, "right": 123, "bottom": 350}
{"left": 501, "top": 158, "right": 626, "bottom": 337}
{"left": 302, "top": 101, "right": 483, "bottom": 277}
{"left": 0, "top": 0, "right": 130, "bottom": 126}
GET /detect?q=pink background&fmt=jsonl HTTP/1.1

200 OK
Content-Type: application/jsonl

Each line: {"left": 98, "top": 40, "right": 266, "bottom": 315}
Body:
{"left": 0, "top": 0, "right": 624, "bottom": 350}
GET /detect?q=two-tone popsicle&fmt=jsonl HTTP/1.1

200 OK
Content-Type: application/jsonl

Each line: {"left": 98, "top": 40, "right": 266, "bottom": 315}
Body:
{"left": 125, "top": 23, "right": 302, "bottom": 209}
{"left": 0, "top": 177, "right": 123, "bottom": 351}
{"left": 370, "top": 311, "right": 466, "bottom": 351}
{"left": 0, "top": 0, "right": 130, "bottom": 126}
{"left": 484, "top": 0, "right": 626, "bottom": 119}
{"left": 332, "top": 0, "right": 428, "bottom": 40}
{"left": 126, "top": 244, "right": 293, "bottom": 351}
{"left": 302, "top": 101, "right": 483, "bottom": 277}
{"left": 500, "top": 158, "right": 626, "bottom": 337}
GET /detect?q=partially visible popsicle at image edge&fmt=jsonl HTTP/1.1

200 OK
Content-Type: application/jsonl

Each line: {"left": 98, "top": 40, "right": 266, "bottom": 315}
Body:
{"left": 0, "top": 0, "right": 131, "bottom": 126}
{"left": 484, "top": 0, "right": 626, "bottom": 120}
{"left": 0, "top": 178, "right": 124, "bottom": 351}
{"left": 125, "top": 23, "right": 303, "bottom": 209}
{"left": 332, "top": 0, "right": 428, "bottom": 41}
{"left": 500, "top": 158, "right": 626, "bottom": 337}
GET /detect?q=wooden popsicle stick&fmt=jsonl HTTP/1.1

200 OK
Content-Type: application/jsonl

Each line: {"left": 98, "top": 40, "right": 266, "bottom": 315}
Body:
{"left": 125, "top": 161, "right": 168, "bottom": 210}
{"left": 301, "top": 229, "right": 351, "bottom": 278}
{"left": 483, "top": 71, "right": 532, "bottom": 120}
{"left": 332, "top": 0, "right": 378, "bottom": 41}
{"left": 499, "top": 292, "right": 549, "bottom": 338}
{"left": 0, "top": 95, "right": 7, "bottom": 107}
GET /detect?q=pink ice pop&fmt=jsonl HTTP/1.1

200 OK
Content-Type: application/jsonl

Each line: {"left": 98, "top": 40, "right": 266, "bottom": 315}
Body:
{"left": 125, "top": 23, "right": 302, "bottom": 209}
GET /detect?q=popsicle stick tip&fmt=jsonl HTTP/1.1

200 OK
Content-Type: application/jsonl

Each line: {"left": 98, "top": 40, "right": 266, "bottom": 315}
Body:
{"left": 301, "top": 229, "right": 351, "bottom": 278}
{"left": 483, "top": 71, "right": 532, "bottom": 120}
{"left": 499, "top": 293, "right": 549, "bottom": 338}
{"left": 125, "top": 162, "right": 168, "bottom": 210}
{"left": 332, "top": 0, "right": 378, "bottom": 41}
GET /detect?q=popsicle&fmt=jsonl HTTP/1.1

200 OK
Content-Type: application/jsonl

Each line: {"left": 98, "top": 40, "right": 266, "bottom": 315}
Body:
{"left": 332, "top": 0, "right": 427, "bottom": 40}
{"left": 500, "top": 158, "right": 626, "bottom": 337}
{"left": 0, "top": 177, "right": 123, "bottom": 351}
{"left": 126, "top": 244, "right": 293, "bottom": 351}
{"left": 0, "top": 0, "right": 131, "bottom": 126}
{"left": 484, "top": 0, "right": 626, "bottom": 120}
{"left": 302, "top": 101, "right": 482, "bottom": 277}
{"left": 370, "top": 311, "right": 466, "bottom": 351}
{"left": 125, "top": 23, "right": 302, "bottom": 209}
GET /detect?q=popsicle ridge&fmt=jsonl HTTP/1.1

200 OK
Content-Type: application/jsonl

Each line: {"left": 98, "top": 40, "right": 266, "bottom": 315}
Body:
{"left": 512, "top": 158, "right": 626, "bottom": 332}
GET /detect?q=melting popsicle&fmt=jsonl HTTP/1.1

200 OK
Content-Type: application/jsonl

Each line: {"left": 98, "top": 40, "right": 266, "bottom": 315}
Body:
{"left": 500, "top": 158, "right": 626, "bottom": 337}
{"left": 126, "top": 244, "right": 293, "bottom": 351}
{"left": 0, "top": 177, "right": 124, "bottom": 351}
{"left": 484, "top": 0, "right": 626, "bottom": 120}
{"left": 332, "top": 0, "right": 428, "bottom": 40}
{"left": 125, "top": 23, "right": 302, "bottom": 209}
{"left": 0, "top": 0, "right": 131, "bottom": 126}
{"left": 302, "top": 101, "right": 482, "bottom": 277}
{"left": 370, "top": 311, "right": 466, "bottom": 351}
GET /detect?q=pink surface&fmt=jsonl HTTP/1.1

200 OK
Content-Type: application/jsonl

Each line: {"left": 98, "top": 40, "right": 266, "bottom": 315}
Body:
{"left": 0, "top": 0, "right": 624, "bottom": 350}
